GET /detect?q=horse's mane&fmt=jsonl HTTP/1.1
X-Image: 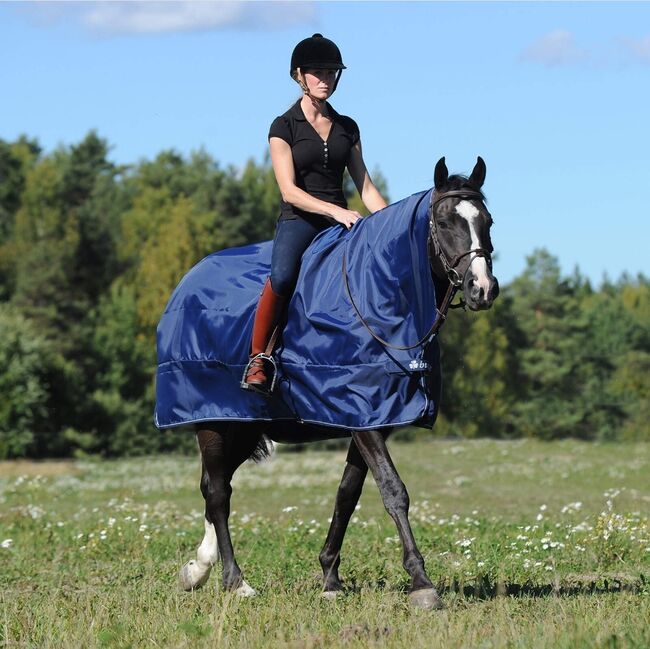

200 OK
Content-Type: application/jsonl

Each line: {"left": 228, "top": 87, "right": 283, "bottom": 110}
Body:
{"left": 443, "top": 174, "right": 486, "bottom": 203}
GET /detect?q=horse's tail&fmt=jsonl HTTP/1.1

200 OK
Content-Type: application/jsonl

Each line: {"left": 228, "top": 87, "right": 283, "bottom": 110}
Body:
{"left": 194, "top": 422, "right": 273, "bottom": 463}
{"left": 249, "top": 434, "right": 274, "bottom": 463}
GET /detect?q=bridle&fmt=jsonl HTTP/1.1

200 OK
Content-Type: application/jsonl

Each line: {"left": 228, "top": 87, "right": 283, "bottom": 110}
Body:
{"left": 342, "top": 188, "right": 492, "bottom": 353}
{"left": 428, "top": 189, "right": 492, "bottom": 288}
{"left": 428, "top": 188, "right": 493, "bottom": 318}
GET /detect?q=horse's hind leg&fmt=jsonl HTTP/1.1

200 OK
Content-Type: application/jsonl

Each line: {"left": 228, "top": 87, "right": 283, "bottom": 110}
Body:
{"left": 352, "top": 429, "right": 443, "bottom": 610}
{"left": 319, "top": 439, "right": 368, "bottom": 597}
{"left": 178, "top": 460, "right": 220, "bottom": 590}
{"left": 180, "top": 423, "right": 263, "bottom": 595}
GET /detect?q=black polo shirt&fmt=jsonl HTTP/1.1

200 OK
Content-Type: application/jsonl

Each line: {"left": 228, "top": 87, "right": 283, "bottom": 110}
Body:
{"left": 268, "top": 100, "right": 360, "bottom": 223}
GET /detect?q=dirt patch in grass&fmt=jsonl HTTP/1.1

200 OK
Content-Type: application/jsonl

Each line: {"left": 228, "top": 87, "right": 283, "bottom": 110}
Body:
{"left": 0, "top": 460, "right": 80, "bottom": 477}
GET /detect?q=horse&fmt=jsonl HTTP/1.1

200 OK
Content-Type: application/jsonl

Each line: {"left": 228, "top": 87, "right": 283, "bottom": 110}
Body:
{"left": 162, "top": 156, "right": 499, "bottom": 610}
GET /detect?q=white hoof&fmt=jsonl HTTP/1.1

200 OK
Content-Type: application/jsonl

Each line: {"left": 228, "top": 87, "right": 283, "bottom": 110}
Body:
{"left": 408, "top": 588, "right": 444, "bottom": 610}
{"left": 321, "top": 590, "right": 340, "bottom": 601}
{"left": 179, "top": 560, "right": 212, "bottom": 591}
{"left": 234, "top": 580, "right": 256, "bottom": 598}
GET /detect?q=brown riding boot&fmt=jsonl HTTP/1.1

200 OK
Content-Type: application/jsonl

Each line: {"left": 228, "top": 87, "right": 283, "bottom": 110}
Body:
{"left": 243, "top": 279, "right": 286, "bottom": 394}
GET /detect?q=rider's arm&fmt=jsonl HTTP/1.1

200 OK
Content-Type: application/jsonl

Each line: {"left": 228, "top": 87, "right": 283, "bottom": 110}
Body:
{"left": 269, "top": 137, "right": 360, "bottom": 229}
{"left": 347, "top": 140, "right": 388, "bottom": 214}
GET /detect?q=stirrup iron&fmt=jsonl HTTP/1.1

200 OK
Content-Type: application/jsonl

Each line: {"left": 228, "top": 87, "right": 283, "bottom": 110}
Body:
{"left": 240, "top": 353, "right": 279, "bottom": 395}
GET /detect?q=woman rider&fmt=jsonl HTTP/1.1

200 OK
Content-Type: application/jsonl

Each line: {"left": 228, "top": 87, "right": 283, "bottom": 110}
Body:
{"left": 243, "top": 33, "right": 387, "bottom": 394}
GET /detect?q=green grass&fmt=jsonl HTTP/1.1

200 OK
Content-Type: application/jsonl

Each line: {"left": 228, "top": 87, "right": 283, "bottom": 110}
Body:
{"left": 1, "top": 439, "right": 648, "bottom": 648}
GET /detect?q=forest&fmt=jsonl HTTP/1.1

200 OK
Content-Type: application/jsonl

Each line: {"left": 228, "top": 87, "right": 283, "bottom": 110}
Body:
{"left": 0, "top": 132, "right": 647, "bottom": 458}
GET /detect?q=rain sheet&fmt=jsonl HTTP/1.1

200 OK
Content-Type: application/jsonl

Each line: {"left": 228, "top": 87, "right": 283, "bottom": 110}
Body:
{"left": 155, "top": 188, "right": 441, "bottom": 430}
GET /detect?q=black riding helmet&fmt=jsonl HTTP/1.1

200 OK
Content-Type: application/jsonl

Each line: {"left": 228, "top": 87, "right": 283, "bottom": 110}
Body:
{"left": 290, "top": 33, "right": 346, "bottom": 94}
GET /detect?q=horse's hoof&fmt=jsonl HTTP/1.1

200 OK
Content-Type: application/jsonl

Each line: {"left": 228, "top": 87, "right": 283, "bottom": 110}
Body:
{"left": 321, "top": 590, "right": 340, "bottom": 601}
{"left": 179, "top": 560, "right": 211, "bottom": 591}
{"left": 234, "top": 580, "right": 256, "bottom": 598}
{"left": 408, "top": 588, "right": 444, "bottom": 610}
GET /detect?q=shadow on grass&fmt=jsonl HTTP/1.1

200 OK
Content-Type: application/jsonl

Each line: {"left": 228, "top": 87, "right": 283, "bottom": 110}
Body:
{"left": 435, "top": 573, "right": 648, "bottom": 600}
{"left": 323, "top": 573, "right": 649, "bottom": 600}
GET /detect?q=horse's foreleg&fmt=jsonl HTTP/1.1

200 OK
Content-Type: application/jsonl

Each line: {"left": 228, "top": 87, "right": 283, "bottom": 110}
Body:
{"left": 352, "top": 429, "right": 443, "bottom": 610}
{"left": 180, "top": 425, "right": 260, "bottom": 596}
{"left": 319, "top": 439, "right": 368, "bottom": 596}
{"left": 179, "top": 462, "right": 219, "bottom": 590}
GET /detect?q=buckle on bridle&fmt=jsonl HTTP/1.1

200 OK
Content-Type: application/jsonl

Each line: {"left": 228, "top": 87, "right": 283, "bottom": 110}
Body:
{"left": 446, "top": 267, "right": 463, "bottom": 287}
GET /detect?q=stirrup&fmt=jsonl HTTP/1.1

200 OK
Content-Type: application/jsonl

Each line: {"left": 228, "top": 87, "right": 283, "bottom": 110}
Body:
{"left": 240, "top": 353, "right": 278, "bottom": 396}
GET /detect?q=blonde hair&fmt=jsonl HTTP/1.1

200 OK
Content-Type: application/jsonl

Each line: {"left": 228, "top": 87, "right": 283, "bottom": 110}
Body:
{"left": 292, "top": 67, "right": 309, "bottom": 94}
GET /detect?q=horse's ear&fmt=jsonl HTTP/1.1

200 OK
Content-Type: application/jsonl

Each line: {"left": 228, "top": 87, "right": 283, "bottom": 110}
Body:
{"left": 434, "top": 157, "right": 448, "bottom": 189}
{"left": 469, "top": 156, "right": 486, "bottom": 189}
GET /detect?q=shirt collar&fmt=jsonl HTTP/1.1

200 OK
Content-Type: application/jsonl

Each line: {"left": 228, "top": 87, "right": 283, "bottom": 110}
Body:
{"left": 290, "top": 99, "right": 339, "bottom": 123}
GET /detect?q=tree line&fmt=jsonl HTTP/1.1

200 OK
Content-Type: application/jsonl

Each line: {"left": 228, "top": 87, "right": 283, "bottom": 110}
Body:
{"left": 0, "top": 132, "right": 647, "bottom": 458}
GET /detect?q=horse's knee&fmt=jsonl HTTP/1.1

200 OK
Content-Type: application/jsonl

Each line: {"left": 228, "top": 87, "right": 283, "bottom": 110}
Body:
{"left": 382, "top": 479, "right": 410, "bottom": 518}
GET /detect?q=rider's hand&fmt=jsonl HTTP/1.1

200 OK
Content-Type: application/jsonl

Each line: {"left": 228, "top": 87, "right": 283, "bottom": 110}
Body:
{"left": 332, "top": 207, "right": 362, "bottom": 229}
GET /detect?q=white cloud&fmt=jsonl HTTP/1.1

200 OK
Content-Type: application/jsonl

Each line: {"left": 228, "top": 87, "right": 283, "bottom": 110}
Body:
{"left": 18, "top": 1, "right": 316, "bottom": 36}
{"left": 617, "top": 36, "right": 650, "bottom": 65}
{"left": 520, "top": 30, "right": 589, "bottom": 67}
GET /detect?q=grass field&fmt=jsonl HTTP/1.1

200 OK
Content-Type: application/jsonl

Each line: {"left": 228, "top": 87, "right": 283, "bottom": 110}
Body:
{"left": 1, "top": 438, "right": 649, "bottom": 648}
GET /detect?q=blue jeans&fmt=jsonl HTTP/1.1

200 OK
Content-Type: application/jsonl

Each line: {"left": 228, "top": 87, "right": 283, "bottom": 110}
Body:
{"left": 270, "top": 217, "right": 331, "bottom": 296}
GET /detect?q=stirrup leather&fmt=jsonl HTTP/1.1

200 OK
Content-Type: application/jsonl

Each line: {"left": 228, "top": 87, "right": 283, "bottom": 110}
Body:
{"left": 240, "top": 353, "right": 278, "bottom": 395}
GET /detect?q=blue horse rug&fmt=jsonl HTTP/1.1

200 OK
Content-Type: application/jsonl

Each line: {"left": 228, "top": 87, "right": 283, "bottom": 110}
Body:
{"left": 155, "top": 188, "right": 442, "bottom": 431}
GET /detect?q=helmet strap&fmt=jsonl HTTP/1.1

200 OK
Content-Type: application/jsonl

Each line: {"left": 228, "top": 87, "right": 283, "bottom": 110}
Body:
{"left": 331, "top": 69, "right": 342, "bottom": 95}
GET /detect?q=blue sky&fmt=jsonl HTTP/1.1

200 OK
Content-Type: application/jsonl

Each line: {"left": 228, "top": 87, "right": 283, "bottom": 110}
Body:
{"left": 1, "top": 1, "right": 649, "bottom": 285}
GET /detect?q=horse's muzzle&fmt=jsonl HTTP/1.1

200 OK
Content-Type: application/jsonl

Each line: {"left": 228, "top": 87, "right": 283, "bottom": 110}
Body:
{"left": 464, "top": 275, "right": 499, "bottom": 311}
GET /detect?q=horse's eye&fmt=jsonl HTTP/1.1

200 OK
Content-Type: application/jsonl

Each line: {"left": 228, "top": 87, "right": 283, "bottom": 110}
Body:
{"left": 437, "top": 220, "right": 449, "bottom": 230}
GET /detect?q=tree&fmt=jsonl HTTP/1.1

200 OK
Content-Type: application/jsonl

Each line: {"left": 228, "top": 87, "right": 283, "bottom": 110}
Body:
{"left": 0, "top": 304, "right": 56, "bottom": 458}
{"left": 507, "top": 250, "right": 587, "bottom": 439}
{"left": 438, "top": 293, "right": 521, "bottom": 438}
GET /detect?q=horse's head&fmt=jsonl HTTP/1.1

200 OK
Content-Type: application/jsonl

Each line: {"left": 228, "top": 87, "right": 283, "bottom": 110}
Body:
{"left": 429, "top": 157, "right": 499, "bottom": 311}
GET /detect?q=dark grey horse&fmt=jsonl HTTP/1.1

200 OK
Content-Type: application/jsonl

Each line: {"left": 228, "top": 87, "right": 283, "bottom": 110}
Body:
{"left": 179, "top": 157, "right": 499, "bottom": 609}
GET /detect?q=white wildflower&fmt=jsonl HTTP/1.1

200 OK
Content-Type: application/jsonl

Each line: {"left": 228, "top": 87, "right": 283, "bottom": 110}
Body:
{"left": 456, "top": 538, "right": 474, "bottom": 548}
{"left": 282, "top": 506, "right": 297, "bottom": 513}
{"left": 561, "top": 502, "right": 582, "bottom": 514}
{"left": 1, "top": 539, "right": 13, "bottom": 549}
{"left": 27, "top": 504, "right": 45, "bottom": 519}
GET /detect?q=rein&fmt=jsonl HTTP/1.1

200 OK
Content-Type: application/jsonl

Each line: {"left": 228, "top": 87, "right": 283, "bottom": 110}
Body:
{"left": 342, "top": 188, "right": 492, "bottom": 353}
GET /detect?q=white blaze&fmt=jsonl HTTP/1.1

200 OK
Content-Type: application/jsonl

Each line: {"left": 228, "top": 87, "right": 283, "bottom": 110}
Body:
{"left": 455, "top": 201, "right": 490, "bottom": 294}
